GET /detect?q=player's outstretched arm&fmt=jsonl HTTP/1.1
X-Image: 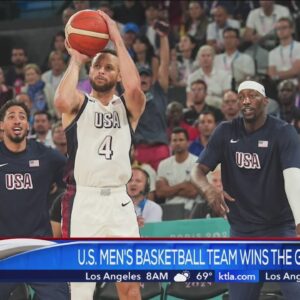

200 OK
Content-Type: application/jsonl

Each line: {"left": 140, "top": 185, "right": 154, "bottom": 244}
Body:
{"left": 54, "top": 41, "right": 88, "bottom": 118}
{"left": 191, "top": 163, "right": 234, "bottom": 217}
{"left": 98, "top": 10, "right": 145, "bottom": 130}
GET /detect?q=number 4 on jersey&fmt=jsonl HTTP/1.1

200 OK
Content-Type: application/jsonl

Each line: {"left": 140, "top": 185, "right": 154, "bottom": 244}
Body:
{"left": 98, "top": 135, "right": 113, "bottom": 160}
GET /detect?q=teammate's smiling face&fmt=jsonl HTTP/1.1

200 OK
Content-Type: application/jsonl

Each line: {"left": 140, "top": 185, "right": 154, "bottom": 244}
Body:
{"left": 89, "top": 53, "right": 120, "bottom": 93}
{"left": 238, "top": 89, "right": 268, "bottom": 123}
{"left": 2, "top": 105, "right": 29, "bottom": 143}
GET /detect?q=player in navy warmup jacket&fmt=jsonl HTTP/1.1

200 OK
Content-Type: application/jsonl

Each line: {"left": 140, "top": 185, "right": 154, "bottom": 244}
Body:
{"left": 192, "top": 81, "right": 300, "bottom": 300}
{"left": 0, "top": 99, "right": 69, "bottom": 299}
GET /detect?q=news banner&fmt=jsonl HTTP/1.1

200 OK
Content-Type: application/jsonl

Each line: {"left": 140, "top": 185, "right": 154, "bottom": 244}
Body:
{"left": 1, "top": 239, "right": 300, "bottom": 283}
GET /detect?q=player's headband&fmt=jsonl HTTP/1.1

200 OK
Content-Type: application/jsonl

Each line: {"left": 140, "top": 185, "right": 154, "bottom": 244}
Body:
{"left": 238, "top": 81, "right": 266, "bottom": 97}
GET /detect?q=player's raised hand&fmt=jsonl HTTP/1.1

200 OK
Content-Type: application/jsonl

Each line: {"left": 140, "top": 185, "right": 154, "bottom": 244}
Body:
{"left": 97, "top": 10, "right": 120, "bottom": 43}
{"left": 64, "top": 39, "right": 90, "bottom": 65}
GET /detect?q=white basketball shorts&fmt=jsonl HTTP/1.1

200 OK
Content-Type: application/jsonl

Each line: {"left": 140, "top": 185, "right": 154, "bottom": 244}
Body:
{"left": 69, "top": 185, "right": 140, "bottom": 237}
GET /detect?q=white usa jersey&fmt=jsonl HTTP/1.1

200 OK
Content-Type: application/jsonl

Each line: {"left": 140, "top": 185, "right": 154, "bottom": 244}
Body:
{"left": 64, "top": 94, "right": 132, "bottom": 187}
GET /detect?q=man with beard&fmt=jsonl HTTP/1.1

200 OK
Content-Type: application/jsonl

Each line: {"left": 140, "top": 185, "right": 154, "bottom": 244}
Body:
{"left": 0, "top": 99, "right": 68, "bottom": 299}
{"left": 191, "top": 80, "right": 300, "bottom": 300}
{"left": 5, "top": 46, "right": 28, "bottom": 95}
{"left": 156, "top": 127, "right": 201, "bottom": 216}
{"left": 54, "top": 10, "right": 145, "bottom": 300}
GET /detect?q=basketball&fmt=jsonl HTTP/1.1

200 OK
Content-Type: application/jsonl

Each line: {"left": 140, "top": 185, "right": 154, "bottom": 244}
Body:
{"left": 65, "top": 10, "right": 109, "bottom": 57}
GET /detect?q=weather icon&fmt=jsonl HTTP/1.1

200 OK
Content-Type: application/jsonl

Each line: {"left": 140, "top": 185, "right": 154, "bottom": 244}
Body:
{"left": 174, "top": 271, "right": 190, "bottom": 282}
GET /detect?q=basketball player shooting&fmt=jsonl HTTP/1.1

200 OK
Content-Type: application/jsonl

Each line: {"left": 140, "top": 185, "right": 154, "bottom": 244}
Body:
{"left": 54, "top": 10, "right": 145, "bottom": 300}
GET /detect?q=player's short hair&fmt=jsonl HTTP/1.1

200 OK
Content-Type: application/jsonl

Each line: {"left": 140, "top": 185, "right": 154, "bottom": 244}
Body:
{"left": 0, "top": 99, "right": 30, "bottom": 121}
{"left": 171, "top": 127, "right": 189, "bottom": 141}
{"left": 101, "top": 48, "right": 117, "bottom": 56}
{"left": 92, "top": 49, "right": 118, "bottom": 66}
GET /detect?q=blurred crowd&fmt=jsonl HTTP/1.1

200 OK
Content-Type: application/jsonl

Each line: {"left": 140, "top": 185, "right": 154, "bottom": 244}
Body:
{"left": 1, "top": 0, "right": 300, "bottom": 233}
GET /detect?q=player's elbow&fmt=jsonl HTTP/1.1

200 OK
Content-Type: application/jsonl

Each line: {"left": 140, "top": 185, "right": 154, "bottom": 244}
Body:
{"left": 54, "top": 90, "right": 78, "bottom": 114}
{"left": 137, "top": 90, "right": 146, "bottom": 114}
{"left": 125, "top": 88, "right": 146, "bottom": 118}
{"left": 128, "top": 85, "right": 144, "bottom": 100}
{"left": 54, "top": 93, "right": 68, "bottom": 113}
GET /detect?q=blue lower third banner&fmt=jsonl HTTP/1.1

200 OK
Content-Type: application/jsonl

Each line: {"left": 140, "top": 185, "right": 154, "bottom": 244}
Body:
{"left": 1, "top": 239, "right": 300, "bottom": 282}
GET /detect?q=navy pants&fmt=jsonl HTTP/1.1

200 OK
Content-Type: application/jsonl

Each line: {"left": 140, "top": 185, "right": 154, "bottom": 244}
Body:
{"left": 229, "top": 224, "right": 300, "bottom": 300}
{"left": 0, "top": 282, "right": 69, "bottom": 300}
